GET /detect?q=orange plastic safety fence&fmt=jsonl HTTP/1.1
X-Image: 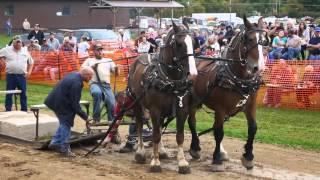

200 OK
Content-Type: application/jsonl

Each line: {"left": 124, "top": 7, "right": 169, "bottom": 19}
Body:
{"left": 258, "top": 60, "right": 320, "bottom": 110}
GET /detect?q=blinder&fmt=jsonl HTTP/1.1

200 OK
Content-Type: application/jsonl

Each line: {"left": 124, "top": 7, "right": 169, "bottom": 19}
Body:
{"left": 237, "top": 28, "right": 268, "bottom": 65}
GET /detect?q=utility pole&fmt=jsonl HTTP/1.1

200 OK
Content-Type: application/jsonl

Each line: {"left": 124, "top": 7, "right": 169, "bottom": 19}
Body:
{"left": 229, "top": 0, "right": 232, "bottom": 24}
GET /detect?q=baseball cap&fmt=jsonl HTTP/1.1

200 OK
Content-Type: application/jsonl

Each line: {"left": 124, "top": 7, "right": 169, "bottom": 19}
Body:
{"left": 12, "top": 35, "right": 22, "bottom": 43}
{"left": 315, "top": 27, "right": 320, "bottom": 32}
{"left": 118, "top": 29, "right": 124, "bottom": 32}
{"left": 94, "top": 43, "right": 103, "bottom": 50}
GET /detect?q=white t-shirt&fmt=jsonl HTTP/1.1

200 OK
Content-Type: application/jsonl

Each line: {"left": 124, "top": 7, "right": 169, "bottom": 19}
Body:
{"left": 0, "top": 46, "right": 34, "bottom": 74}
{"left": 81, "top": 57, "right": 116, "bottom": 84}
{"left": 77, "top": 41, "right": 90, "bottom": 58}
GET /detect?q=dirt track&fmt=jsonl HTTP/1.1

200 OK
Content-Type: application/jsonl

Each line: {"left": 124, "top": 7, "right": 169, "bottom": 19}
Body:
{"left": 0, "top": 119, "right": 320, "bottom": 180}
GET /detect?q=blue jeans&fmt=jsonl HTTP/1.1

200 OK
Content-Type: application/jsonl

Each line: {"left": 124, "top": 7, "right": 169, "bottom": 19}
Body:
{"left": 90, "top": 83, "right": 115, "bottom": 122}
{"left": 5, "top": 74, "right": 27, "bottom": 111}
{"left": 50, "top": 122, "right": 71, "bottom": 153}
{"left": 308, "top": 54, "right": 320, "bottom": 60}
{"left": 270, "top": 48, "right": 283, "bottom": 59}
{"left": 281, "top": 47, "right": 301, "bottom": 60}
{"left": 6, "top": 28, "right": 11, "bottom": 36}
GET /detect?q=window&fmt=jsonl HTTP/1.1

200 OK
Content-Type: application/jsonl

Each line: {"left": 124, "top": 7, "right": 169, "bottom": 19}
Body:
{"left": 62, "top": 5, "right": 71, "bottom": 16}
{"left": 56, "top": 5, "right": 71, "bottom": 16}
{"left": 4, "top": 5, "right": 14, "bottom": 16}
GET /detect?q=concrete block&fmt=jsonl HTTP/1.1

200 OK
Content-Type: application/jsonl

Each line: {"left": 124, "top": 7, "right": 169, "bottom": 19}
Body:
{"left": 0, "top": 111, "right": 58, "bottom": 140}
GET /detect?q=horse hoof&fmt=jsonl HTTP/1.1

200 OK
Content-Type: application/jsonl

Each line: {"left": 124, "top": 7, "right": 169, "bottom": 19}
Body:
{"left": 159, "top": 152, "right": 169, "bottom": 159}
{"left": 150, "top": 165, "right": 162, "bottom": 173}
{"left": 220, "top": 152, "right": 229, "bottom": 161}
{"left": 178, "top": 166, "right": 191, "bottom": 174}
{"left": 135, "top": 153, "right": 146, "bottom": 164}
{"left": 189, "top": 150, "right": 201, "bottom": 160}
{"left": 211, "top": 164, "right": 225, "bottom": 172}
{"left": 241, "top": 156, "right": 254, "bottom": 170}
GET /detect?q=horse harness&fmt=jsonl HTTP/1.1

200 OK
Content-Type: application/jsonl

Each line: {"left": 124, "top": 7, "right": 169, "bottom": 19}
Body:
{"left": 140, "top": 54, "right": 192, "bottom": 108}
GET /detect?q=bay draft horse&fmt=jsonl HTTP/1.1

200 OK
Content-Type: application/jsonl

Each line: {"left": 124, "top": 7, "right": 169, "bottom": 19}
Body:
{"left": 188, "top": 16, "right": 268, "bottom": 171}
{"left": 127, "top": 22, "right": 197, "bottom": 173}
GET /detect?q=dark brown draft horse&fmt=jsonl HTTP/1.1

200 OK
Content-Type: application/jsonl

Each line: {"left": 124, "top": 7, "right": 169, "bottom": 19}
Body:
{"left": 127, "top": 22, "right": 197, "bottom": 173}
{"left": 188, "top": 16, "right": 268, "bottom": 171}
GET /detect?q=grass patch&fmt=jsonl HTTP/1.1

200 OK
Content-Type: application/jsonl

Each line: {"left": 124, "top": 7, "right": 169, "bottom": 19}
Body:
{"left": 1, "top": 80, "right": 320, "bottom": 151}
{"left": 170, "top": 107, "right": 320, "bottom": 151}
{"left": 0, "top": 34, "right": 12, "bottom": 48}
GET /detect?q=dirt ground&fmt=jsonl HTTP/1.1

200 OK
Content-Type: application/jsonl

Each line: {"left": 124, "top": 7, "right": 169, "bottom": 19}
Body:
{"left": 0, "top": 116, "right": 320, "bottom": 180}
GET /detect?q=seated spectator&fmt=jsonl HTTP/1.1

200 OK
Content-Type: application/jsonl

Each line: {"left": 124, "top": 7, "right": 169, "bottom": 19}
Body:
{"left": 47, "top": 32, "right": 60, "bottom": 52}
{"left": 269, "top": 30, "right": 287, "bottom": 60}
{"left": 296, "top": 65, "right": 318, "bottom": 108}
{"left": 27, "top": 39, "right": 41, "bottom": 51}
{"left": 60, "top": 39, "right": 74, "bottom": 52}
{"left": 64, "top": 31, "right": 77, "bottom": 52}
{"left": 307, "top": 27, "right": 320, "bottom": 61}
{"left": 264, "top": 60, "right": 295, "bottom": 107}
{"left": 281, "top": 29, "right": 301, "bottom": 60}
{"left": 137, "top": 37, "right": 151, "bottom": 53}
{"left": 298, "top": 21, "right": 310, "bottom": 60}
{"left": 40, "top": 38, "right": 54, "bottom": 52}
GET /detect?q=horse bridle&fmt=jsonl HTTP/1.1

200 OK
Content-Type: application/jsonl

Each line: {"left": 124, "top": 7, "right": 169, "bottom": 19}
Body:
{"left": 161, "top": 30, "right": 194, "bottom": 65}
{"left": 228, "top": 28, "right": 268, "bottom": 66}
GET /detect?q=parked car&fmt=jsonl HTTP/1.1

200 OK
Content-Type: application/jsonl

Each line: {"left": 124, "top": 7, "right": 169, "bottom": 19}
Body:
{"left": 73, "top": 29, "right": 118, "bottom": 42}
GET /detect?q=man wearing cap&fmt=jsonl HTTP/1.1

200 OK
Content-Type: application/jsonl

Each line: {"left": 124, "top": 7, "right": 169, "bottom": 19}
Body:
{"left": 307, "top": 27, "right": 320, "bottom": 60}
{"left": 81, "top": 44, "right": 121, "bottom": 143}
{"left": 81, "top": 44, "right": 120, "bottom": 122}
{"left": 0, "top": 36, "right": 34, "bottom": 111}
{"left": 47, "top": 32, "right": 60, "bottom": 52}
{"left": 28, "top": 24, "right": 45, "bottom": 45}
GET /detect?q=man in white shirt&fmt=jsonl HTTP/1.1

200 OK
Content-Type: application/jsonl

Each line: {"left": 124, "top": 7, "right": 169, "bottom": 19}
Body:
{"left": 0, "top": 35, "right": 34, "bottom": 111}
{"left": 81, "top": 44, "right": 119, "bottom": 123}
{"left": 77, "top": 36, "right": 90, "bottom": 58}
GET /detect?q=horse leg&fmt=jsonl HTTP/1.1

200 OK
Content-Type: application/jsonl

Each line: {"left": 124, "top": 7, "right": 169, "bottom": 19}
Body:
{"left": 220, "top": 143, "right": 229, "bottom": 161}
{"left": 159, "top": 133, "right": 169, "bottom": 159}
{"left": 134, "top": 105, "right": 146, "bottom": 164}
{"left": 176, "top": 109, "right": 190, "bottom": 174}
{"left": 212, "top": 112, "right": 225, "bottom": 172}
{"left": 188, "top": 108, "right": 201, "bottom": 159}
{"left": 150, "top": 110, "right": 162, "bottom": 172}
{"left": 241, "top": 114, "right": 257, "bottom": 170}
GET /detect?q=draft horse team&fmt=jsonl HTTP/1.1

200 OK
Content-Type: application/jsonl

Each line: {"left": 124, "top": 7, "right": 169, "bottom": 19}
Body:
{"left": 102, "top": 15, "right": 266, "bottom": 174}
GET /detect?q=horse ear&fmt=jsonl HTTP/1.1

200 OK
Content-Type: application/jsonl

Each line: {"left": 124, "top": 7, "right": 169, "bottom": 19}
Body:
{"left": 172, "top": 20, "right": 180, "bottom": 33}
{"left": 258, "top": 17, "right": 264, "bottom": 29}
{"left": 243, "top": 14, "right": 253, "bottom": 29}
{"left": 182, "top": 17, "right": 189, "bottom": 29}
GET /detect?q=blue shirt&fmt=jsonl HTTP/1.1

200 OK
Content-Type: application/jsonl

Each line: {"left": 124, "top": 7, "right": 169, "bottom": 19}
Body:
{"left": 308, "top": 37, "right": 320, "bottom": 55}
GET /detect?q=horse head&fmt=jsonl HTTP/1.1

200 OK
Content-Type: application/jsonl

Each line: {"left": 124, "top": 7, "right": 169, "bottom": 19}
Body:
{"left": 227, "top": 15, "right": 268, "bottom": 78}
{"left": 160, "top": 20, "right": 197, "bottom": 79}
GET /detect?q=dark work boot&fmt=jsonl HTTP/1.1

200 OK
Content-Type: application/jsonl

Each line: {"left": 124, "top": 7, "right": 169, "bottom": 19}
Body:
{"left": 119, "top": 136, "right": 136, "bottom": 153}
